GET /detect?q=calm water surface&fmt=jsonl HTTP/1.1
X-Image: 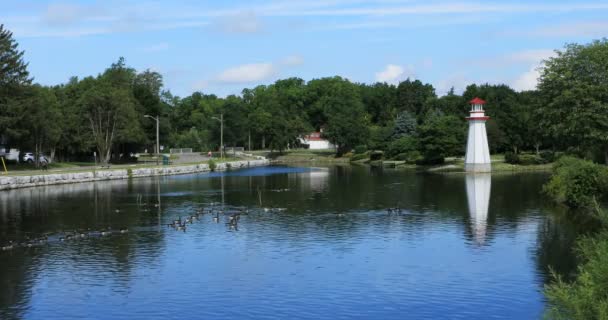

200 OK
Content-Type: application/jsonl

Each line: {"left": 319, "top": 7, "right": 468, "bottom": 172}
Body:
{"left": 0, "top": 166, "right": 581, "bottom": 320}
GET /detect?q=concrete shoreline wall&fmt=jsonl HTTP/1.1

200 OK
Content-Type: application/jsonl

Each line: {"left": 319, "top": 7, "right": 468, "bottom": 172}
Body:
{"left": 0, "top": 159, "right": 269, "bottom": 191}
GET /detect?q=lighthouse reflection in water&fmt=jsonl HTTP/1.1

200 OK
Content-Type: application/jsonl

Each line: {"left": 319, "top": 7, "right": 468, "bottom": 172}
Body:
{"left": 465, "top": 173, "right": 492, "bottom": 245}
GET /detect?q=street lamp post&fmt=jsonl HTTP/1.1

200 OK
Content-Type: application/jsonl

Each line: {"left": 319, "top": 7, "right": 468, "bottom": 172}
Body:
{"left": 212, "top": 113, "right": 224, "bottom": 159}
{"left": 144, "top": 115, "right": 160, "bottom": 165}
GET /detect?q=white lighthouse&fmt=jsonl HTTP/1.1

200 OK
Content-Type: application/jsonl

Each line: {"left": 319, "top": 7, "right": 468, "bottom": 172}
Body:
{"left": 464, "top": 97, "right": 491, "bottom": 173}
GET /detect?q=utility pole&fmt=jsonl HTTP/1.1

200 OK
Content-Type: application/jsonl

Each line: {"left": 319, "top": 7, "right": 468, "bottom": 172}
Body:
{"left": 145, "top": 115, "right": 160, "bottom": 165}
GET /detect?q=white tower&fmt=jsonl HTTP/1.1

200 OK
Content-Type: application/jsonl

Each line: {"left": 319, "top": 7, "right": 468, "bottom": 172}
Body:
{"left": 465, "top": 97, "right": 491, "bottom": 172}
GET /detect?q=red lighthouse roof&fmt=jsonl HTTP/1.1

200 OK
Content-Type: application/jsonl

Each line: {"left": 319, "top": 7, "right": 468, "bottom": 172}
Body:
{"left": 469, "top": 97, "right": 486, "bottom": 105}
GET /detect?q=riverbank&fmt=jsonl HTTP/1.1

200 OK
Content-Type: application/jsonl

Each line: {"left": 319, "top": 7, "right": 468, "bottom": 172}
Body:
{"left": 0, "top": 158, "right": 269, "bottom": 191}
{"left": 257, "top": 150, "right": 553, "bottom": 172}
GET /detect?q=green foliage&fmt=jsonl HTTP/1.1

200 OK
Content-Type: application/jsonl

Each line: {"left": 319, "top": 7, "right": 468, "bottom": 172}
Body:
{"left": 518, "top": 154, "right": 548, "bottom": 165}
{"left": 0, "top": 24, "right": 32, "bottom": 140}
{"left": 504, "top": 151, "right": 520, "bottom": 164}
{"left": 350, "top": 153, "right": 369, "bottom": 162}
{"left": 392, "top": 111, "right": 417, "bottom": 138}
{"left": 540, "top": 150, "right": 556, "bottom": 162}
{"left": 367, "top": 125, "right": 393, "bottom": 151}
{"left": 127, "top": 168, "right": 133, "bottom": 179}
{"left": 354, "top": 145, "right": 367, "bottom": 154}
{"left": 417, "top": 114, "right": 465, "bottom": 163}
{"left": 544, "top": 157, "right": 608, "bottom": 208}
{"left": 387, "top": 136, "right": 417, "bottom": 159}
{"left": 314, "top": 77, "right": 370, "bottom": 155}
{"left": 208, "top": 159, "right": 217, "bottom": 171}
{"left": 394, "top": 151, "right": 422, "bottom": 163}
{"left": 545, "top": 229, "right": 608, "bottom": 320}
{"left": 538, "top": 39, "right": 608, "bottom": 163}
{"left": 369, "top": 151, "right": 384, "bottom": 161}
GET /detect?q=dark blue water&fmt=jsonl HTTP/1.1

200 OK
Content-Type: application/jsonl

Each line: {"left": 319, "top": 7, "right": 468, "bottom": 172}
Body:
{"left": 0, "top": 166, "right": 579, "bottom": 319}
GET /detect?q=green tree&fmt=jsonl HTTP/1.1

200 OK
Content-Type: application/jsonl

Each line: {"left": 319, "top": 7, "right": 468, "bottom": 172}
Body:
{"left": 311, "top": 77, "right": 369, "bottom": 155}
{"left": 0, "top": 24, "right": 32, "bottom": 141}
{"left": 538, "top": 39, "right": 608, "bottom": 163}
{"left": 395, "top": 79, "right": 436, "bottom": 118}
{"left": 20, "top": 85, "right": 62, "bottom": 165}
{"left": 417, "top": 114, "right": 466, "bottom": 163}
{"left": 393, "top": 111, "right": 417, "bottom": 138}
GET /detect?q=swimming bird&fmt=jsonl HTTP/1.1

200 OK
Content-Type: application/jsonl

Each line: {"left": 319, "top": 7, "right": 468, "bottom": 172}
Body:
{"left": 101, "top": 228, "right": 112, "bottom": 236}
{"left": 120, "top": 228, "right": 129, "bottom": 234}
{"left": 1, "top": 241, "right": 14, "bottom": 251}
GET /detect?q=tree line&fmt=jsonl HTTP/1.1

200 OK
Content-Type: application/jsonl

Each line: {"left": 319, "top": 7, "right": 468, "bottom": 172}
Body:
{"left": 1, "top": 24, "right": 607, "bottom": 164}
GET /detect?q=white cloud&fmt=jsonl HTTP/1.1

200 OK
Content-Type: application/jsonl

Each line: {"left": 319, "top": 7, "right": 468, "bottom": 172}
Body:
{"left": 435, "top": 74, "right": 472, "bottom": 96}
{"left": 375, "top": 64, "right": 416, "bottom": 84}
{"left": 280, "top": 55, "right": 304, "bottom": 66}
{"left": 216, "top": 63, "right": 276, "bottom": 83}
{"left": 512, "top": 66, "right": 540, "bottom": 91}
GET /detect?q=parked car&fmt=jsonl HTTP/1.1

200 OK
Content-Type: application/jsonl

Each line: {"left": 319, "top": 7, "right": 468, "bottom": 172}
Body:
{"left": 0, "top": 146, "right": 20, "bottom": 163}
{"left": 22, "top": 152, "right": 50, "bottom": 164}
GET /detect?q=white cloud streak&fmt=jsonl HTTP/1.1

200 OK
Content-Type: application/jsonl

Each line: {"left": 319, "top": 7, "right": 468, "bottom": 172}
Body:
{"left": 375, "top": 64, "right": 404, "bottom": 83}
{"left": 5, "top": 1, "right": 608, "bottom": 38}
{"left": 216, "top": 63, "right": 276, "bottom": 83}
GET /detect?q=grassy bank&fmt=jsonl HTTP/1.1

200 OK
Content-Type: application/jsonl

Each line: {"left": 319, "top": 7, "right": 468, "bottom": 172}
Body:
{"left": 252, "top": 149, "right": 350, "bottom": 164}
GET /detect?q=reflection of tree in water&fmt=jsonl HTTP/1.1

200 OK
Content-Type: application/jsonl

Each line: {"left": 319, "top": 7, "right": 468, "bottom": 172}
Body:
{"left": 0, "top": 177, "right": 168, "bottom": 317}
{"left": 534, "top": 208, "right": 586, "bottom": 285}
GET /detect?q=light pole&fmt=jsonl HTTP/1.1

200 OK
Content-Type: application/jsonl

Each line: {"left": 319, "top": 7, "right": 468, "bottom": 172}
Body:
{"left": 144, "top": 115, "right": 160, "bottom": 165}
{"left": 212, "top": 113, "right": 224, "bottom": 159}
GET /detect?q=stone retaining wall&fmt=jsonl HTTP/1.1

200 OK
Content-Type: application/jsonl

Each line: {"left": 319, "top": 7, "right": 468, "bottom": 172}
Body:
{"left": 0, "top": 159, "right": 269, "bottom": 191}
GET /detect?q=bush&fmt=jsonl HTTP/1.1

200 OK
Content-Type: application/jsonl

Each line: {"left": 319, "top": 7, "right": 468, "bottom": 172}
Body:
{"left": 504, "top": 151, "right": 520, "bottom": 164}
{"left": 370, "top": 151, "right": 384, "bottom": 161}
{"left": 543, "top": 156, "right": 608, "bottom": 209}
{"left": 343, "top": 152, "right": 353, "bottom": 158}
{"left": 386, "top": 136, "right": 417, "bottom": 159}
{"left": 519, "top": 154, "right": 548, "bottom": 165}
{"left": 208, "top": 159, "right": 217, "bottom": 171}
{"left": 540, "top": 150, "right": 556, "bottom": 162}
{"left": 545, "top": 229, "right": 608, "bottom": 319}
{"left": 354, "top": 145, "right": 367, "bottom": 154}
{"left": 416, "top": 156, "right": 445, "bottom": 165}
{"left": 350, "top": 153, "right": 368, "bottom": 162}
{"left": 394, "top": 151, "right": 423, "bottom": 163}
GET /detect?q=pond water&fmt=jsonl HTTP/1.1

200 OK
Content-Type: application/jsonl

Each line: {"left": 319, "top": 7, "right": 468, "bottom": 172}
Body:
{"left": 0, "top": 165, "right": 581, "bottom": 320}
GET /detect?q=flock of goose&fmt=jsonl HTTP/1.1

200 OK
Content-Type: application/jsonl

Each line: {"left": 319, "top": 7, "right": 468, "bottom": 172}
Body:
{"left": 0, "top": 200, "right": 290, "bottom": 252}
{"left": 166, "top": 206, "right": 246, "bottom": 232}
{"left": 1, "top": 197, "right": 406, "bottom": 252}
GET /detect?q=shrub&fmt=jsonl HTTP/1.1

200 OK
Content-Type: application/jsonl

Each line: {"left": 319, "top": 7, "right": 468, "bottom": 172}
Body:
{"left": 543, "top": 156, "right": 608, "bottom": 209}
{"left": 343, "top": 152, "right": 353, "bottom": 158}
{"left": 386, "top": 136, "right": 417, "bottom": 159}
{"left": 504, "top": 151, "right": 520, "bottom": 164}
{"left": 370, "top": 151, "right": 384, "bottom": 161}
{"left": 354, "top": 145, "right": 368, "bottom": 154}
{"left": 416, "top": 156, "right": 445, "bottom": 165}
{"left": 540, "top": 150, "right": 556, "bottom": 162}
{"left": 394, "top": 151, "right": 423, "bottom": 163}
{"left": 208, "top": 159, "right": 217, "bottom": 171}
{"left": 545, "top": 229, "right": 608, "bottom": 320}
{"left": 350, "top": 153, "right": 369, "bottom": 162}
{"left": 519, "top": 154, "right": 547, "bottom": 165}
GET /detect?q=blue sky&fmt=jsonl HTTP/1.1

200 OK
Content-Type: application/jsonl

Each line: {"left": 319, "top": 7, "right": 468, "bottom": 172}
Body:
{"left": 2, "top": 0, "right": 608, "bottom": 97}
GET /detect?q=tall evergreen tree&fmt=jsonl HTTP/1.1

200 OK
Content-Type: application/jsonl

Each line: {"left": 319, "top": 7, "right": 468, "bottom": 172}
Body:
{"left": 0, "top": 24, "right": 32, "bottom": 142}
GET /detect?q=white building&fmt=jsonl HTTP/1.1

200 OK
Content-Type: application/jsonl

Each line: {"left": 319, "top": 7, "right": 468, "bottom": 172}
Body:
{"left": 299, "top": 131, "right": 335, "bottom": 150}
{"left": 464, "top": 97, "right": 491, "bottom": 172}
